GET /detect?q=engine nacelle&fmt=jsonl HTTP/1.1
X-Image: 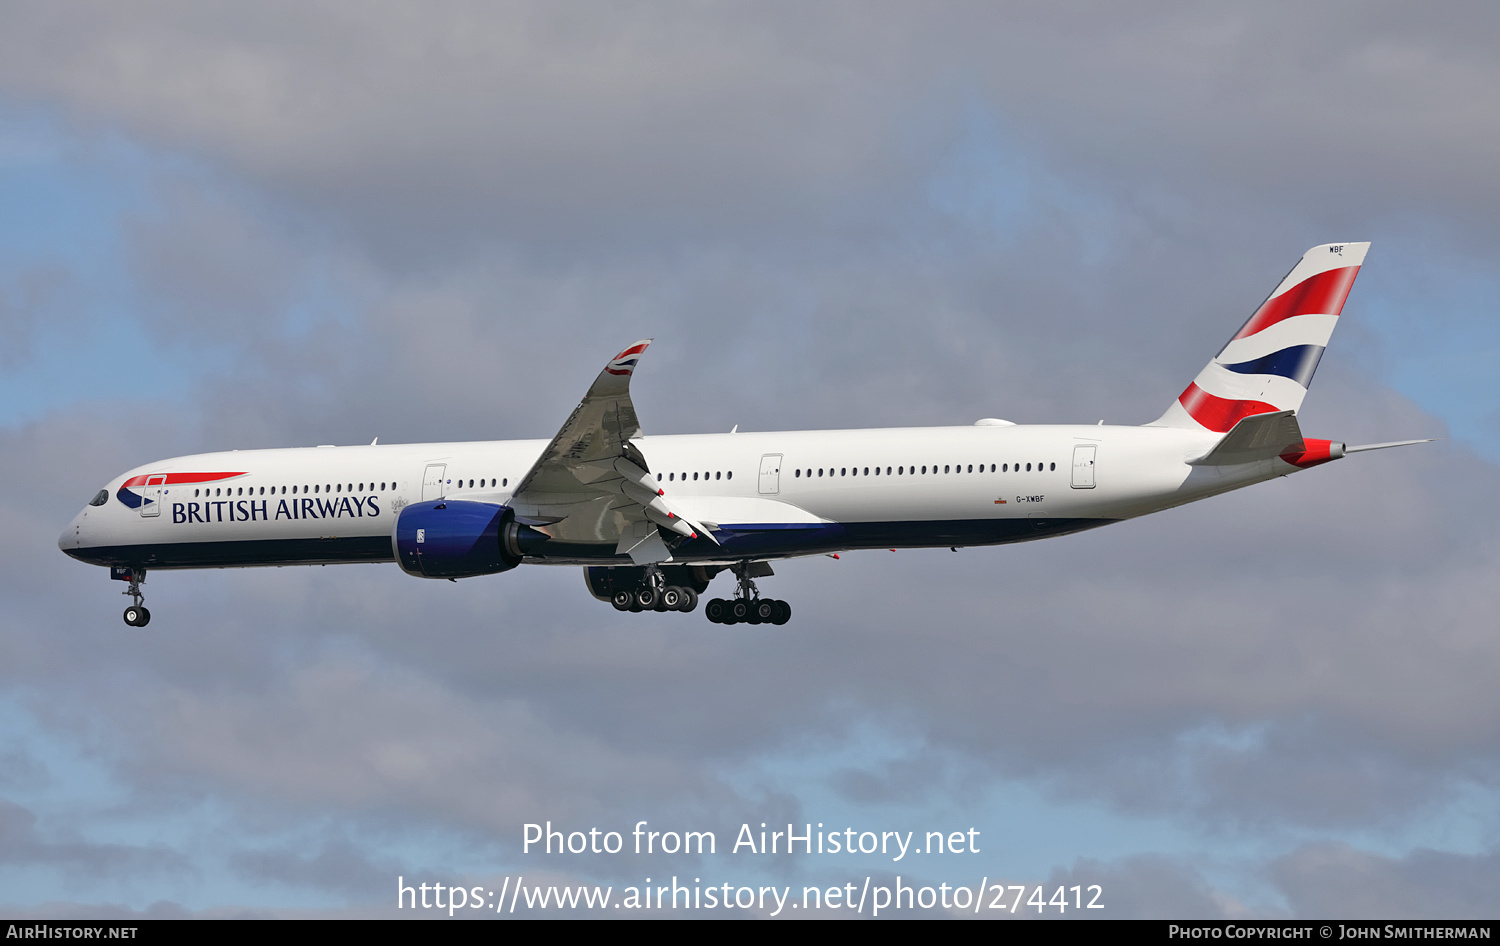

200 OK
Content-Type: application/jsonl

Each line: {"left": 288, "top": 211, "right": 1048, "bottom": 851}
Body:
{"left": 393, "top": 500, "right": 546, "bottom": 579}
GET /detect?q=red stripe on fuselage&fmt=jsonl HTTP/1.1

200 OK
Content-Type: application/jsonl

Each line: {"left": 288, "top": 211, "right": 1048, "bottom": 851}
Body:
{"left": 1232, "top": 266, "right": 1359, "bottom": 340}
{"left": 120, "top": 471, "right": 247, "bottom": 489}
{"left": 1178, "top": 383, "right": 1279, "bottom": 433}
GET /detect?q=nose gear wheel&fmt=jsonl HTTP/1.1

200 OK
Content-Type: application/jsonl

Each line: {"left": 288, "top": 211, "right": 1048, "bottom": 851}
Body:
{"left": 120, "top": 569, "right": 150, "bottom": 626}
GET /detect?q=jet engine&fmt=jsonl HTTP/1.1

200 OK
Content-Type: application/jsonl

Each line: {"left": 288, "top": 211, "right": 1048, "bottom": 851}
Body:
{"left": 393, "top": 500, "right": 547, "bottom": 579}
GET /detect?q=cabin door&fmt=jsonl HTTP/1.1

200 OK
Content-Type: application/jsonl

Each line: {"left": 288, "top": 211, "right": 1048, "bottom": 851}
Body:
{"left": 422, "top": 464, "right": 447, "bottom": 501}
{"left": 1071, "top": 444, "right": 1097, "bottom": 489}
{"left": 758, "top": 454, "right": 782, "bottom": 495}
{"left": 140, "top": 474, "right": 167, "bottom": 517}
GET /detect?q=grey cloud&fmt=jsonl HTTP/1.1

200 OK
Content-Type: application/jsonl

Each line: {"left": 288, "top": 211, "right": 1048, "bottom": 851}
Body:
{"left": 0, "top": 798, "right": 188, "bottom": 878}
{"left": 1042, "top": 855, "right": 1252, "bottom": 920}
{"left": 0, "top": 265, "right": 71, "bottom": 369}
{"left": 1272, "top": 842, "right": 1500, "bottom": 919}
{"left": 0, "top": 744, "right": 49, "bottom": 792}
{"left": 5, "top": 3, "right": 1500, "bottom": 261}
{"left": 230, "top": 837, "right": 396, "bottom": 897}
{"left": 0, "top": 901, "right": 197, "bottom": 921}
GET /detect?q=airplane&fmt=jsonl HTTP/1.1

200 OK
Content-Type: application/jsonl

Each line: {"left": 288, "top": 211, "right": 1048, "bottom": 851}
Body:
{"left": 61, "top": 242, "right": 1428, "bottom": 627}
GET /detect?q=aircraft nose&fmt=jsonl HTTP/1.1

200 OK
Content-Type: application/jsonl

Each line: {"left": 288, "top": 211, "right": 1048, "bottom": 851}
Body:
{"left": 58, "top": 511, "right": 83, "bottom": 555}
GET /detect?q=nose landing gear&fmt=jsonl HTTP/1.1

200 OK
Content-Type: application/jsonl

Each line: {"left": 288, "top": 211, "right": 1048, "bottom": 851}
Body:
{"left": 116, "top": 568, "right": 150, "bottom": 627}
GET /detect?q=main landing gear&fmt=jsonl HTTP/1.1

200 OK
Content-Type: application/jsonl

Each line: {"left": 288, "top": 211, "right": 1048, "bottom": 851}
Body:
{"left": 704, "top": 561, "right": 791, "bottom": 626}
{"left": 609, "top": 564, "right": 700, "bottom": 614}
{"left": 118, "top": 568, "right": 150, "bottom": 627}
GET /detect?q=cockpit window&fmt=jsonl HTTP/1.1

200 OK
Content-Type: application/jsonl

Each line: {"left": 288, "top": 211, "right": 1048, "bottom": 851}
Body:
{"left": 89, "top": 489, "right": 108, "bottom": 506}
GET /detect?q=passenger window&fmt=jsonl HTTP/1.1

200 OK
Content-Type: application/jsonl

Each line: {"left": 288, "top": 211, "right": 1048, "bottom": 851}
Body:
{"left": 1050, "top": 462, "right": 1056, "bottom": 471}
{"left": 726, "top": 471, "right": 732, "bottom": 480}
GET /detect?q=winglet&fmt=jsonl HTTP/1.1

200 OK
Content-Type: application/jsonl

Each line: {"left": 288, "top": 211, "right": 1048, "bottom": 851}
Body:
{"left": 587, "top": 339, "right": 653, "bottom": 399}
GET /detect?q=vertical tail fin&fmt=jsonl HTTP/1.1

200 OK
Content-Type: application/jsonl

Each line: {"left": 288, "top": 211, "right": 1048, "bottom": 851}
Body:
{"left": 1149, "top": 243, "right": 1369, "bottom": 431}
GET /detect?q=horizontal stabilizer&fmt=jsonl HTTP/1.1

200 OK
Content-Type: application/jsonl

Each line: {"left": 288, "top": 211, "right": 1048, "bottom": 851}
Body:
{"left": 1189, "top": 410, "right": 1304, "bottom": 466}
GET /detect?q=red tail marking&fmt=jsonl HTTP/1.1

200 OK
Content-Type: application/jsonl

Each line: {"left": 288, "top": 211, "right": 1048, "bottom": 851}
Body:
{"left": 1233, "top": 266, "right": 1360, "bottom": 340}
{"left": 1178, "top": 383, "right": 1279, "bottom": 433}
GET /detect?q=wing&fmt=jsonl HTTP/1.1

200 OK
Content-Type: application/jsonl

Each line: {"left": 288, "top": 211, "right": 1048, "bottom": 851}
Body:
{"left": 508, "top": 340, "right": 717, "bottom": 563}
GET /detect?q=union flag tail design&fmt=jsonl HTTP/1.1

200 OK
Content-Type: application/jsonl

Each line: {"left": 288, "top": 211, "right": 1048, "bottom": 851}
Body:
{"left": 1148, "top": 243, "right": 1369, "bottom": 432}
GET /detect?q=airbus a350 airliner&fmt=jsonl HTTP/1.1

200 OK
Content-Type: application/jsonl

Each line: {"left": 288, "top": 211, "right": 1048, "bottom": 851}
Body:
{"left": 61, "top": 243, "right": 1425, "bottom": 627}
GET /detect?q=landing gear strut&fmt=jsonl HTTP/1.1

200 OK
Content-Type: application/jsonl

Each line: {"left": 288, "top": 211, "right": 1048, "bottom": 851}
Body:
{"left": 120, "top": 569, "right": 150, "bottom": 627}
{"left": 705, "top": 561, "right": 790, "bottom": 626}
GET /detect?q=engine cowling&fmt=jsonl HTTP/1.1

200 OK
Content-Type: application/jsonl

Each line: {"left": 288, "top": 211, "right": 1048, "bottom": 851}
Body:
{"left": 393, "top": 500, "right": 546, "bottom": 579}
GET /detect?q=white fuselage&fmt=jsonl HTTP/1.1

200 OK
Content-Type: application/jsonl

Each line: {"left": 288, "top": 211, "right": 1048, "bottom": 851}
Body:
{"left": 60, "top": 421, "right": 1296, "bottom": 571}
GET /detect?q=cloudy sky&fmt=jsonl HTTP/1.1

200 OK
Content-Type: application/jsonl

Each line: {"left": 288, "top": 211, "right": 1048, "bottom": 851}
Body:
{"left": 3, "top": 1, "right": 1499, "bottom": 919}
